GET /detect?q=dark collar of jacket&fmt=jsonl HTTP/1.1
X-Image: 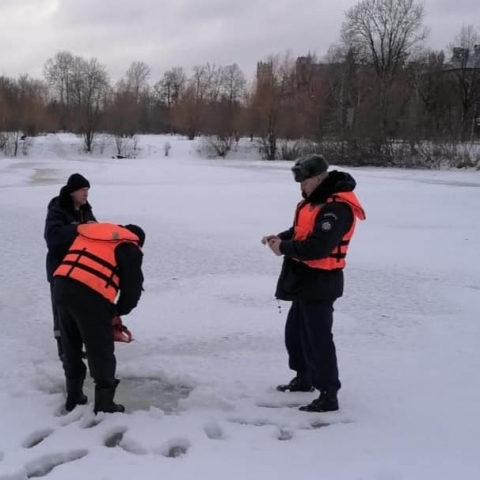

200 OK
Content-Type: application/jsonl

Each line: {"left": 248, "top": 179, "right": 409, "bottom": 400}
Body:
{"left": 304, "top": 170, "right": 357, "bottom": 205}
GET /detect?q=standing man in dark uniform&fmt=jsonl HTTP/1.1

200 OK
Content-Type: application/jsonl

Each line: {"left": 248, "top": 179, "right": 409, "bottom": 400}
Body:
{"left": 262, "top": 154, "right": 365, "bottom": 412}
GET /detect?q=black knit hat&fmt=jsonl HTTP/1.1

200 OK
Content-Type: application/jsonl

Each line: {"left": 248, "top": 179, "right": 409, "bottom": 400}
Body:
{"left": 124, "top": 224, "right": 146, "bottom": 247}
{"left": 65, "top": 173, "right": 90, "bottom": 193}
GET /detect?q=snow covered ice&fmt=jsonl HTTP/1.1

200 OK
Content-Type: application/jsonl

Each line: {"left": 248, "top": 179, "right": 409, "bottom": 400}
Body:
{"left": 0, "top": 134, "right": 479, "bottom": 479}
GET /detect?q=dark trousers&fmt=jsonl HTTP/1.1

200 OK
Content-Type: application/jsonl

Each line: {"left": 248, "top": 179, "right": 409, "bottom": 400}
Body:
{"left": 50, "top": 282, "right": 65, "bottom": 360}
{"left": 56, "top": 302, "right": 117, "bottom": 387}
{"left": 50, "top": 282, "right": 61, "bottom": 340}
{"left": 284, "top": 300, "right": 341, "bottom": 393}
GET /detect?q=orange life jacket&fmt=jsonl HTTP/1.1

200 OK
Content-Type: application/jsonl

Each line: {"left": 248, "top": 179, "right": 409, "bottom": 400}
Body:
{"left": 293, "top": 191, "right": 366, "bottom": 270}
{"left": 53, "top": 223, "right": 140, "bottom": 303}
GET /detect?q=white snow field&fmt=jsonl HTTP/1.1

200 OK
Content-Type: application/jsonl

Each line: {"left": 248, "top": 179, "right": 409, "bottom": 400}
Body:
{"left": 0, "top": 134, "right": 479, "bottom": 480}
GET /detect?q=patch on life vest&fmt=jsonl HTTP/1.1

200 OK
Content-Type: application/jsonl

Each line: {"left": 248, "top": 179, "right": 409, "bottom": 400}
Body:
{"left": 320, "top": 219, "right": 333, "bottom": 232}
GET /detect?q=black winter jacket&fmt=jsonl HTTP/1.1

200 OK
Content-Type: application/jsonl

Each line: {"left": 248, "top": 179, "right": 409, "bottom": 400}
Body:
{"left": 275, "top": 170, "right": 358, "bottom": 301}
{"left": 44, "top": 186, "right": 96, "bottom": 282}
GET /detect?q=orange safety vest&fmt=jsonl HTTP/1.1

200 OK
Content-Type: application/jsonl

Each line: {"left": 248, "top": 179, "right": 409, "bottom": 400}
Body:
{"left": 53, "top": 223, "right": 140, "bottom": 303}
{"left": 293, "top": 191, "right": 366, "bottom": 270}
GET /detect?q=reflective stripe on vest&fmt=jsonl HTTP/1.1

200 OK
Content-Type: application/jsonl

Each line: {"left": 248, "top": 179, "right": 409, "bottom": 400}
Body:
{"left": 53, "top": 223, "right": 139, "bottom": 303}
{"left": 293, "top": 191, "right": 365, "bottom": 270}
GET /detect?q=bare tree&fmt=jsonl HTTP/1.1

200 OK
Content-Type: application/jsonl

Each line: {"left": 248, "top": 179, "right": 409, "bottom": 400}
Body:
{"left": 201, "top": 64, "right": 247, "bottom": 156}
{"left": 107, "top": 79, "right": 138, "bottom": 138}
{"left": 174, "top": 66, "right": 209, "bottom": 139}
{"left": 123, "top": 61, "right": 152, "bottom": 132}
{"left": 154, "top": 67, "right": 186, "bottom": 110}
{"left": 218, "top": 63, "right": 246, "bottom": 140}
{"left": 153, "top": 67, "right": 186, "bottom": 132}
{"left": 204, "top": 63, "right": 224, "bottom": 103}
{"left": 409, "top": 50, "right": 455, "bottom": 138}
{"left": 190, "top": 65, "right": 209, "bottom": 103}
{"left": 43, "top": 51, "right": 75, "bottom": 130}
{"left": 445, "top": 25, "right": 480, "bottom": 139}
{"left": 125, "top": 61, "right": 151, "bottom": 102}
{"left": 68, "top": 57, "right": 110, "bottom": 152}
{"left": 172, "top": 84, "right": 200, "bottom": 139}
{"left": 0, "top": 77, "right": 22, "bottom": 155}
{"left": 0, "top": 75, "right": 49, "bottom": 155}
{"left": 16, "top": 75, "right": 49, "bottom": 137}
{"left": 324, "top": 45, "right": 358, "bottom": 137}
{"left": 341, "top": 0, "right": 428, "bottom": 140}
{"left": 249, "top": 53, "right": 296, "bottom": 159}
{"left": 221, "top": 64, "right": 246, "bottom": 105}
{"left": 294, "top": 53, "right": 327, "bottom": 137}
{"left": 172, "top": 64, "right": 221, "bottom": 139}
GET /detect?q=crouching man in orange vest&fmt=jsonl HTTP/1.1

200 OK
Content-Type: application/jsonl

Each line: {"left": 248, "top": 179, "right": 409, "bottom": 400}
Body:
{"left": 53, "top": 222, "right": 145, "bottom": 414}
{"left": 262, "top": 154, "right": 365, "bottom": 412}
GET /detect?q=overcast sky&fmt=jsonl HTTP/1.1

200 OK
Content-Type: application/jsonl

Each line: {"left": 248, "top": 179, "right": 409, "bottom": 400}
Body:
{"left": 0, "top": 0, "right": 479, "bottom": 82}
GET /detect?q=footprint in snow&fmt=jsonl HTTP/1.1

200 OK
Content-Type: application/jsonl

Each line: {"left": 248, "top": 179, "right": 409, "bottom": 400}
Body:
{"left": 310, "top": 420, "right": 333, "bottom": 429}
{"left": 277, "top": 427, "right": 294, "bottom": 441}
{"left": 256, "top": 401, "right": 304, "bottom": 409}
{"left": 104, "top": 427, "right": 128, "bottom": 448}
{"left": 57, "top": 404, "right": 88, "bottom": 426}
{"left": 228, "top": 417, "right": 279, "bottom": 428}
{"left": 23, "top": 449, "right": 88, "bottom": 478}
{"left": 22, "top": 429, "right": 55, "bottom": 449}
{"left": 79, "top": 415, "right": 103, "bottom": 429}
{"left": 309, "top": 418, "right": 353, "bottom": 429}
{"left": 101, "top": 427, "right": 147, "bottom": 455}
{"left": 204, "top": 421, "right": 224, "bottom": 440}
{"left": 160, "top": 438, "right": 191, "bottom": 458}
{"left": 119, "top": 437, "right": 148, "bottom": 455}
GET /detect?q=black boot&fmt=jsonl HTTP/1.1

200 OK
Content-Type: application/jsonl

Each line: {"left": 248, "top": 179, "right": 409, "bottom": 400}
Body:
{"left": 65, "top": 377, "right": 88, "bottom": 412}
{"left": 94, "top": 379, "right": 125, "bottom": 414}
{"left": 299, "top": 391, "right": 339, "bottom": 412}
{"left": 277, "top": 375, "right": 314, "bottom": 392}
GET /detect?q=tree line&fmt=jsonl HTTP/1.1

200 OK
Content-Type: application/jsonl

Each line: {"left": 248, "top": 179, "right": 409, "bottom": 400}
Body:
{"left": 1, "top": 0, "right": 480, "bottom": 168}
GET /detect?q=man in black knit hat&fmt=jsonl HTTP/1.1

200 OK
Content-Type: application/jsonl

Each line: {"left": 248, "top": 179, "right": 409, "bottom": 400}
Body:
{"left": 44, "top": 173, "right": 96, "bottom": 361}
